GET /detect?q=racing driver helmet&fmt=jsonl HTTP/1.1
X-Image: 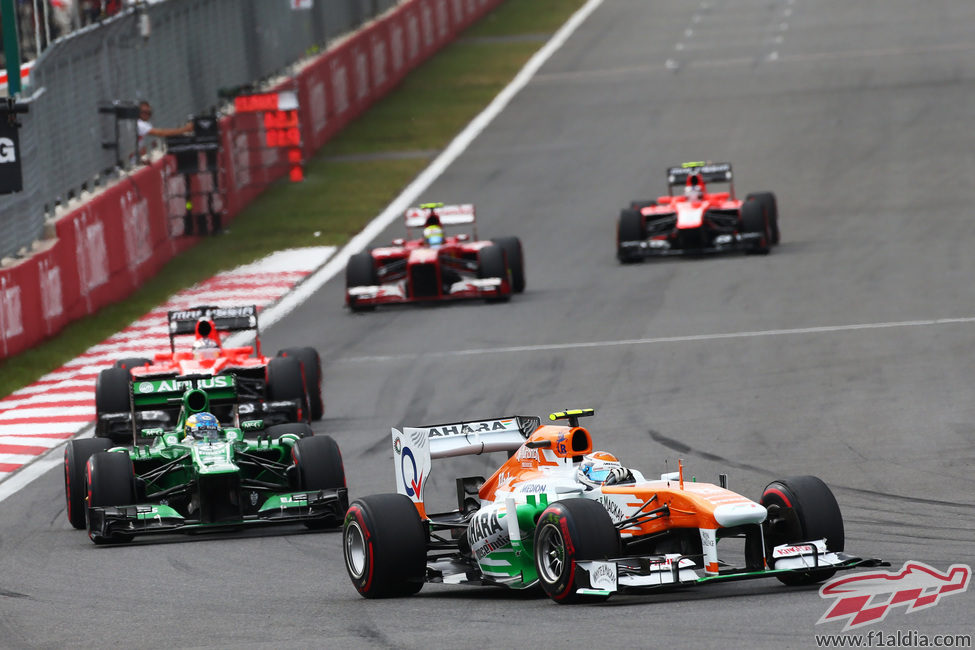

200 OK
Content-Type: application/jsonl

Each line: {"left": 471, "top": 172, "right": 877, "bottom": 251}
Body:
{"left": 577, "top": 451, "right": 624, "bottom": 489}
{"left": 423, "top": 224, "right": 445, "bottom": 247}
{"left": 684, "top": 175, "right": 704, "bottom": 201}
{"left": 184, "top": 412, "right": 220, "bottom": 442}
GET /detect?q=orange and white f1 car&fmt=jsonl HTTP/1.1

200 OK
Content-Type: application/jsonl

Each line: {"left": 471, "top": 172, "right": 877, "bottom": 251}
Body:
{"left": 342, "top": 409, "right": 886, "bottom": 602}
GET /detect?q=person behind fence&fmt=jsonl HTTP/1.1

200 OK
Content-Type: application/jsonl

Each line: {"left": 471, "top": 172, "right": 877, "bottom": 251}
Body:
{"left": 136, "top": 101, "right": 193, "bottom": 161}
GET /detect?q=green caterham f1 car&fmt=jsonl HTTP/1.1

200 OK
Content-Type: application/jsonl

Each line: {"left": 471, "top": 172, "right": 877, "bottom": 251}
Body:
{"left": 63, "top": 375, "right": 347, "bottom": 544}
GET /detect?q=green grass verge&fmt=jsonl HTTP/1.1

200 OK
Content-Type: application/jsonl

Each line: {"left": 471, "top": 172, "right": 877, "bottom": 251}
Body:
{"left": 0, "top": 0, "right": 587, "bottom": 398}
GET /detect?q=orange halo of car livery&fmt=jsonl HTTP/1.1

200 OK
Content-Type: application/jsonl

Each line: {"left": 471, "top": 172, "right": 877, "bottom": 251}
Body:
{"left": 617, "top": 161, "right": 780, "bottom": 261}
{"left": 344, "top": 202, "right": 525, "bottom": 311}
{"left": 342, "top": 409, "right": 886, "bottom": 602}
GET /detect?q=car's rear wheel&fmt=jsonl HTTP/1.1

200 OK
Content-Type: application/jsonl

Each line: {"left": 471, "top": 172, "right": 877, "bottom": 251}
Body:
{"left": 113, "top": 357, "right": 150, "bottom": 371}
{"left": 761, "top": 475, "right": 845, "bottom": 586}
{"left": 86, "top": 451, "right": 136, "bottom": 544}
{"left": 617, "top": 208, "right": 645, "bottom": 263}
{"left": 477, "top": 245, "right": 511, "bottom": 303}
{"left": 747, "top": 192, "right": 779, "bottom": 244}
{"left": 492, "top": 236, "right": 525, "bottom": 293}
{"left": 292, "top": 435, "right": 347, "bottom": 529}
{"left": 346, "top": 252, "right": 378, "bottom": 312}
{"left": 266, "top": 356, "right": 309, "bottom": 423}
{"left": 265, "top": 422, "right": 314, "bottom": 439}
{"left": 534, "top": 498, "right": 621, "bottom": 603}
{"left": 740, "top": 198, "right": 771, "bottom": 255}
{"left": 64, "top": 438, "right": 112, "bottom": 529}
{"left": 629, "top": 200, "right": 657, "bottom": 210}
{"left": 277, "top": 347, "right": 324, "bottom": 420}
{"left": 343, "top": 493, "right": 427, "bottom": 598}
{"left": 95, "top": 367, "right": 132, "bottom": 442}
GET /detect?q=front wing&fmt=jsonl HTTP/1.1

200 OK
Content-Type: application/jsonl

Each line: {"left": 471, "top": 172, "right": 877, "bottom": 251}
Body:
{"left": 347, "top": 278, "right": 507, "bottom": 308}
{"left": 573, "top": 540, "right": 889, "bottom": 596}
{"left": 619, "top": 231, "right": 765, "bottom": 259}
{"left": 87, "top": 488, "right": 348, "bottom": 541}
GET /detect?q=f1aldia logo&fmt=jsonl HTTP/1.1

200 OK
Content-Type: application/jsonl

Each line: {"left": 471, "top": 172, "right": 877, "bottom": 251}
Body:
{"left": 818, "top": 561, "right": 971, "bottom": 631}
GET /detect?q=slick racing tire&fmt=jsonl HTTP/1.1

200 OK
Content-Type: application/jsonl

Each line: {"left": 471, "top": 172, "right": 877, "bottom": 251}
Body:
{"left": 740, "top": 198, "right": 771, "bottom": 255}
{"left": 344, "top": 493, "right": 427, "bottom": 598}
{"left": 534, "top": 498, "right": 621, "bottom": 604}
{"left": 747, "top": 192, "right": 779, "bottom": 244}
{"left": 267, "top": 356, "right": 310, "bottom": 423}
{"left": 64, "top": 438, "right": 112, "bottom": 529}
{"left": 477, "top": 245, "right": 511, "bottom": 303}
{"left": 617, "top": 208, "right": 645, "bottom": 264}
{"left": 265, "top": 422, "right": 314, "bottom": 439}
{"left": 86, "top": 451, "right": 136, "bottom": 545}
{"left": 346, "top": 252, "right": 378, "bottom": 312}
{"left": 113, "top": 357, "right": 151, "bottom": 371}
{"left": 277, "top": 347, "right": 324, "bottom": 420}
{"left": 492, "top": 236, "right": 526, "bottom": 293}
{"left": 761, "top": 475, "right": 845, "bottom": 586}
{"left": 292, "top": 435, "right": 347, "bottom": 529}
{"left": 94, "top": 367, "right": 132, "bottom": 441}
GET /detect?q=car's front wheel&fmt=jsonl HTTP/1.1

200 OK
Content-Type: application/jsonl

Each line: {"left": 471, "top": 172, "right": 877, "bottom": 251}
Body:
{"left": 64, "top": 438, "right": 112, "bottom": 529}
{"left": 86, "top": 451, "right": 137, "bottom": 544}
{"left": 761, "top": 475, "right": 845, "bottom": 585}
{"left": 292, "top": 435, "right": 346, "bottom": 529}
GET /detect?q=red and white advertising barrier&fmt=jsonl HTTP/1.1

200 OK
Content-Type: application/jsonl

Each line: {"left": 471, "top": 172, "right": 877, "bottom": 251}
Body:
{"left": 0, "top": 0, "right": 505, "bottom": 361}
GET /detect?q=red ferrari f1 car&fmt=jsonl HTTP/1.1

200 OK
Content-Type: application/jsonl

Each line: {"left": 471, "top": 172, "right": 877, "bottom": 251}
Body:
{"left": 617, "top": 162, "right": 780, "bottom": 262}
{"left": 95, "top": 305, "right": 323, "bottom": 443}
{"left": 345, "top": 203, "right": 525, "bottom": 311}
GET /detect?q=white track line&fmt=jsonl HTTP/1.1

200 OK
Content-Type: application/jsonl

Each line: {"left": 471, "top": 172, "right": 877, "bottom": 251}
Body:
{"left": 338, "top": 316, "right": 975, "bottom": 363}
{"left": 0, "top": 1, "right": 605, "bottom": 505}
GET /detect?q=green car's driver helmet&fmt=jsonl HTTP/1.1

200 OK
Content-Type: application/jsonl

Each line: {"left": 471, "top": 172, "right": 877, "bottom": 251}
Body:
{"left": 184, "top": 412, "right": 220, "bottom": 442}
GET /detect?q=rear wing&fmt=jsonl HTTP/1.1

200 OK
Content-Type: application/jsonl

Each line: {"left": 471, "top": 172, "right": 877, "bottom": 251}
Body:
{"left": 666, "top": 162, "right": 734, "bottom": 187}
{"left": 391, "top": 415, "right": 539, "bottom": 515}
{"left": 131, "top": 374, "right": 239, "bottom": 410}
{"left": 127, "top": 374, "right": 240, "bottom": 445}
{"left": 404, "top": 203, "right": 478, "bottom": 238}
{"left": 167, "top": 305, "right": 259, "bottom": 351}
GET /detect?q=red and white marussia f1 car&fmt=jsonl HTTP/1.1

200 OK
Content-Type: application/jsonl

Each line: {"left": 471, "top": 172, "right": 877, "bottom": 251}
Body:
{"left": 95, "top": 305, "right": 322, "bottom": 442}
{"left": 617, "top": 162, "right": 780, "bottom": 262}
{"left": 345, "top": 203, "right": 525, "bottom": 311}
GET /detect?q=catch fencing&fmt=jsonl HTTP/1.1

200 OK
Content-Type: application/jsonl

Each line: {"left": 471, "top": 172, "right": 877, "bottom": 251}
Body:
{"left": 0, "top": 0, "right": 398, "bottom": 261}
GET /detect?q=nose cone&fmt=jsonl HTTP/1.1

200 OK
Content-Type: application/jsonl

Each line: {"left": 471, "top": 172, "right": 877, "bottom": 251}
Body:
{"left": 713, "top": 502, "right": 767, "bottom": 527}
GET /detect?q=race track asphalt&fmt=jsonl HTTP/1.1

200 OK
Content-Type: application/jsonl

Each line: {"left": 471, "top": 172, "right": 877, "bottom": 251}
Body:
{"left": 2, "top": 1, "right": 974, "bottom": 648}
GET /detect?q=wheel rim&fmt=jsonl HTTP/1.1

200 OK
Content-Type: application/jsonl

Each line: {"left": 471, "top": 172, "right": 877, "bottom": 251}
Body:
{"left": 536, "top": 523, "right": 567, "bottom": 584}
{"left": 344, "top": 520, "right": 368, "bottom": 579}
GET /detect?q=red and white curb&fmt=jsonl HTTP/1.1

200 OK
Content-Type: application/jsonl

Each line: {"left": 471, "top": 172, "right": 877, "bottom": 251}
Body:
{"left": 0, "top": 246, "right": 334, "bottom": 489}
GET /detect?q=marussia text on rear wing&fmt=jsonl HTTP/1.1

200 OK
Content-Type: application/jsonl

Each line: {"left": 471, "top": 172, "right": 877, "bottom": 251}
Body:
{"left": 167, "top": 305, "right": 259, "bottom": 338}
{"left": 666, "top": 162, "right": 733, "bottom": 186}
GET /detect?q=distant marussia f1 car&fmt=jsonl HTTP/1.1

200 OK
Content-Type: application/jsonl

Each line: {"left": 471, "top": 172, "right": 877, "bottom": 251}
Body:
{"left": 95, "top": 305, "right": 323, "bottom": 443}
{"left": 342, "top": 409, "right": 886, "bottom": 602}
{"left": 65, "top": 375, "right": 347, "bottom": 544}
{"left": 345, "top": 203, "right": 525, "bottom": 311}
{"left": 617, "top": 162, "right": 780, "bottom": 262}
